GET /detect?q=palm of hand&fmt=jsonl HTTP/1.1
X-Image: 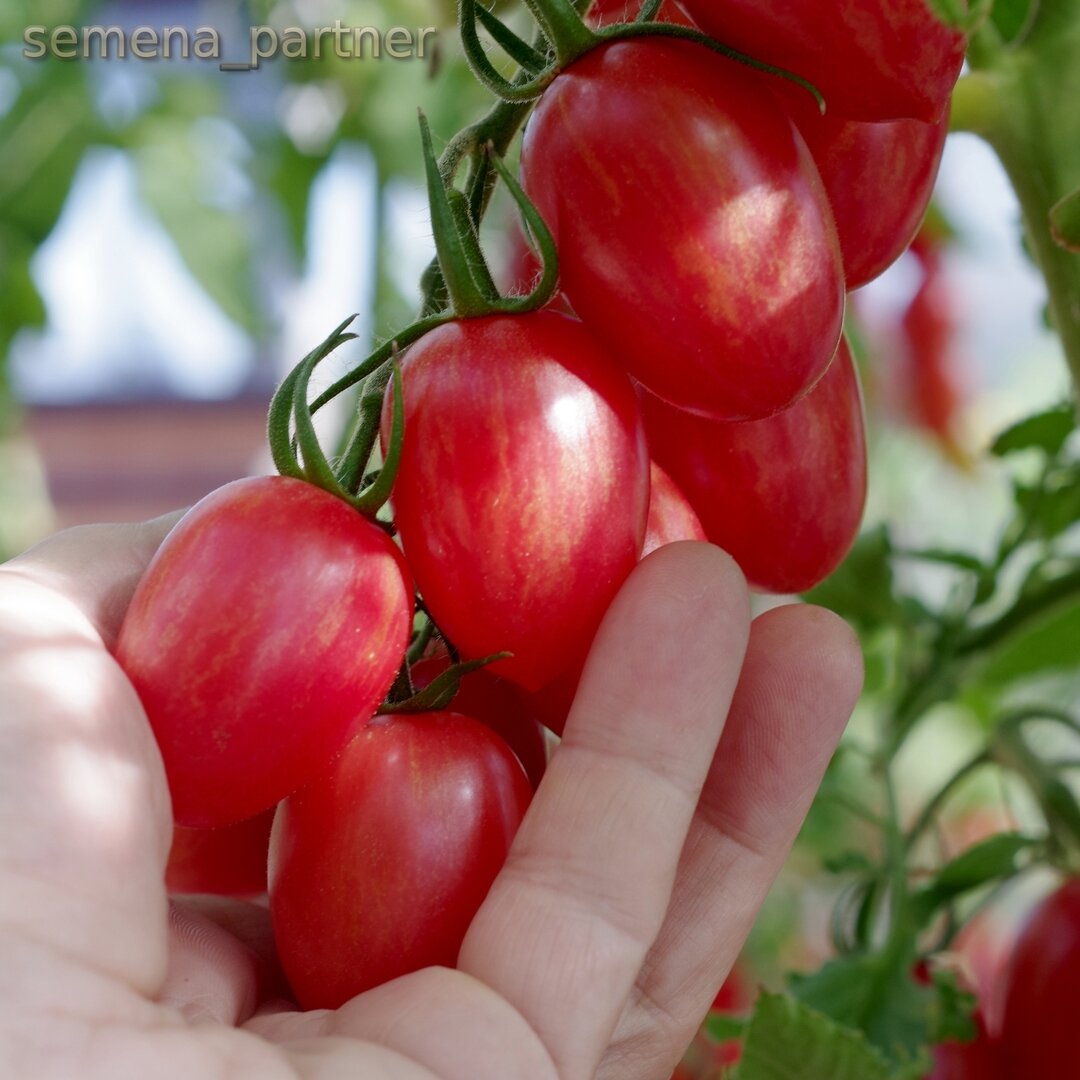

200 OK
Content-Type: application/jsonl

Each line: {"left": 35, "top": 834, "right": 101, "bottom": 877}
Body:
{"left": 0, "top": 518, "right": 860, "bottom": 1079}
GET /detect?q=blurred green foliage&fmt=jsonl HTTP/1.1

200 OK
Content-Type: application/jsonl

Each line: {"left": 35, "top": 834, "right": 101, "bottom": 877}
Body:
{"left": 0, "top": 0, "right": 490, "bottom": 426}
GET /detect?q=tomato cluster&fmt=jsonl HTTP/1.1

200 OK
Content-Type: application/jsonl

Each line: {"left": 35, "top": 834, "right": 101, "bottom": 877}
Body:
{"left": 115, "top": 0, "right": 961, "bottom": 1014}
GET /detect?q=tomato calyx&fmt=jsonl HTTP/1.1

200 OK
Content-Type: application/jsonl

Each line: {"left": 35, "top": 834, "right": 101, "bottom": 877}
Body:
{"left": 267, "top": 315, "right": 413, "bottom": 520}
{"left": 382, "top": 652, "right": 514, "bottom": 714}
{"left": 418, "top": 111, "right": 560, "bottom": 320}
{"left": 461, "top": 0, "right": 825, "bottom": 114}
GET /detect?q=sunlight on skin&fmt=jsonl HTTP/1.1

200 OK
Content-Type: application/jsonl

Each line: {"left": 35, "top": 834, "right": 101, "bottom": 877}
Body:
{"left": 0, "top": 526, "right": 862, "bottom": 1080}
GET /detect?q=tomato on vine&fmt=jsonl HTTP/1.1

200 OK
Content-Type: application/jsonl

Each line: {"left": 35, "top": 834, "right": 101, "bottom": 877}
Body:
{"left": 115, "top": 476, "right": 413, "bottom": 827}
{"left": 383, "top": 311, "right": 648, "bottom": 692}
{"left": 520, "top": 38, "right": 844, "bottom": 421}
{"left": 269, "top": 711, "right": 532, "bottom": 1009}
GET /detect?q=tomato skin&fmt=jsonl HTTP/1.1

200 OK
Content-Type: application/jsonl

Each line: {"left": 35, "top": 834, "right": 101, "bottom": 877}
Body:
{"left": 165, "top": 809, "right": 275, "bottom": 897}
{"left": 641, "top": 339, "right": 867, "bottom": 594}
{"left": 115, "top": 476, "right": 413, "bottom": 827}
{"left": 409, "top": 654, "right": 549, "bottom": 789}
{"left": 383, "top": 312, "right": 648, "bottom": 692}
{"left": 521, "top": 39, "right": 843, "bottom": 422}
{"left": 999, "top": 878, "right": 1080, "bottom": 1078}
{"left": 268, "top": 711, "right": 532, "bottom": 1009}
{"left": 676, "top": 0, "right": 965, "bottom": 122}
{"left": 643, "top": 461, "right": 707, "bottom": 557}
{"left": 927, "top": 1012, "right": 1001, "bottom": 1080}
{"left": 778, "top": 93, "right": 949, "bottom": 289}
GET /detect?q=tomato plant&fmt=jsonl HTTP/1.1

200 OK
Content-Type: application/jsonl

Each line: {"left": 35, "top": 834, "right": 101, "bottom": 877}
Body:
{"left": 520, "top": 38, "right": 844, "bottom": 421}
{"left": 268, "top": 711, "right": 532, "bottom": 1009}
{"left": 675, "top": 0, "right": 965, "bottom": 122}
{"left": 383, "top": 311, "right": 648, "bottom": 692}
{"left": 165, "top": 809, "right": 275, "bottom": 897}
{"left": 641, "top": 339, "right": 867, "bottom": 593}
{"left": 998, "top": 878, "right": 1080, "bottom": 1078}
{"left": 115, "top": 475, "right": 413, "bottom": 827}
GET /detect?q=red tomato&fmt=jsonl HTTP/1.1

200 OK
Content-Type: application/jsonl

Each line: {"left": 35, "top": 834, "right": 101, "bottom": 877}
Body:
{"left": 165, "top": 809, "right": 275, "bottom": 897}
{"left": 999, "top": 878, "right": 1080, "bottom": 1078}
{"left": 115, "top": 476, "right": 413, "bottom": 826}
{"left": 409, "top": 654, "right": 549, "bottom": 789}
{"left": 777, "top": 91, "right": 949, "bottom": 289}
{"left": 642, "top": 461, "right": 707, "bottom": 557}
{"left": 382, "top": 311, "right": 648, "bottom": 692}
{"left": 520, "top": 39, "right": 843, "bottom": 421}
{"left": 902, "top": 241, "right": 968, "bottom": 462}
{"left": 928, "top": 1011, "right": 1001, "bottom": 1080}
{"left": 268, "top": 711, "right": 532, "bottom": 1009}
{"left": 641, "top": 339, "right": 867, "bottom": 594}
{"left": 675, "top": 0, "right": 965, "bottom": 122}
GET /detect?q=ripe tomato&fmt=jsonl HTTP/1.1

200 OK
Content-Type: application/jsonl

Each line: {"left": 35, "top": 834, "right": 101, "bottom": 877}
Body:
{"left": 642, "top": 461, "right": 707, "bottom": 557}
{"left": 382, "top": 311, "right": 648, "bottom": 692}
{"left": 268, "top": 711, "right": 532, "bottom": 1009}
{"left": 520, "top": 38, "right": 843, "bottom": 421}
{"left": 999, "top": 878, "right": 1080, "bottom": 1078}
{"left": 641, "top": 339, "right": 867, "bottom": 594}
{"left": 675, "top": 0, "right": 965, "bottom": 122}
{"left": 165, "top": 809, "right": 275, "bottom": 897}
{"left": 928, "top": 1011, "right": 1001, "bottom": 1080}
{"left": 115, "top": 476, "right": 412, "bottom": 826}
{"left": 410, "top": 653, "right": 549, "bottom": 789}
{"left": 776, "top": 91, "right": 949, "bottom": 289}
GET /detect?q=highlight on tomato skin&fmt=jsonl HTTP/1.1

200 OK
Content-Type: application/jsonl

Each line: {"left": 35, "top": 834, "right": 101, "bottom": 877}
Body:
{"left": 268, "top": 711, "right": 533, "bottom": 1011}
{"left": 640, "top": 338, "right": 868, "bottom": 595}
{"left": 675, "top": 0, "right": 966, "bottom": 123}
{"left": 382, "top": 310, "right": 649, "bottom": 693}
{"left": 114, "top": 475, "right": 414, "bottom": 828}
{"left": 520, "top": 37, "right": 844, "bottom": 422}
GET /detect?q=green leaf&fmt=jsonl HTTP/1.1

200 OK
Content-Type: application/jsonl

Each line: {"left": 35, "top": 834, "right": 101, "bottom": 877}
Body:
{"left": 1013, "top": 470, "right": 1080, "bottom": 541}
{"left": 706, "top": 1012, "right": 748, "bottom": 1043}
{"left": 803, "top": 526, "right": 904, "bottom": 633}
{"left": 734, "top": 992, "right": 898, "bottom": 1080}
{"left": 991, "top": 0, "right": 1039, "bottom": 44}
{"left": 910, "top": 833, "right": 1036, "bottom": 925}
{"left": 991, "top": 403, "right": 1075, "bottom": 457}
{"left": 974, "top": 595, "right": 1080, "bottom": 687}
{"left": 789, "top": 954, "right": 931, "bottom": 1064}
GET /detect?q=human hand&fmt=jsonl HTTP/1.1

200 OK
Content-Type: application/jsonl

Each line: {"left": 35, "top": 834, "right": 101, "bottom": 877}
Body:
{"left": 0, "top": 519, "right": 861, "bottom": 1079}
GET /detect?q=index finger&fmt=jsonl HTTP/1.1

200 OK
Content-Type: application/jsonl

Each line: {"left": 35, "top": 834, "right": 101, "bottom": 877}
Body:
{"left": 458, "top": 541, "right": 750, "bottom": 1078}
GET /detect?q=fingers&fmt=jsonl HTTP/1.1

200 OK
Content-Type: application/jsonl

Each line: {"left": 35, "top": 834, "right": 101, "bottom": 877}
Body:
{"left": 0, "top": 515, "right": 184, "bottom": 1006}
{"left": 459, "top": 542, "right": 751, "bottom": 1080}
{"left": 4, "top": 511, "right": 183, "bottom": 649}
{"left": 599, "top": 603, "right": 863, "bottom": 1078}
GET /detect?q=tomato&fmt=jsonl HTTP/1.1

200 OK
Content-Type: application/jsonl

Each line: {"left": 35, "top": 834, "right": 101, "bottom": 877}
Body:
{"left": 382, "top": 311, "right": 648, "bottom": 692}
{"left": 641, "top": 338, "right": 867, "bottom": 594}
{"left": 115, "top": 476, "right": 413, "bottom": 827}
{"left": 999, "top": 878, "right": 1080, "bottom": 1078}
{"left": 410, "top": 653, "right": 550, "bottom": 789}
{"left": 520, "top": 39, "right": 843, "bottom": 421}
{"left": 268, "top": 711, "right": 532, "bottom": 1009}
{"left": 165, "top": 809, "right": 275, "bottom": 897}
{"left": 675, "top": 0, "right": 965, "bottom": 122}
{"left": 928, "top": 1011, "right": 1001, "bottom": 1080}
{"left": 902, "top": 234, "right": 969, "bottom": 463}
{"left": 643, "top": 461, "right": 707, "bottom": 557}
{"left": 777, "top": 91, "right": 949, "bottom": 289}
